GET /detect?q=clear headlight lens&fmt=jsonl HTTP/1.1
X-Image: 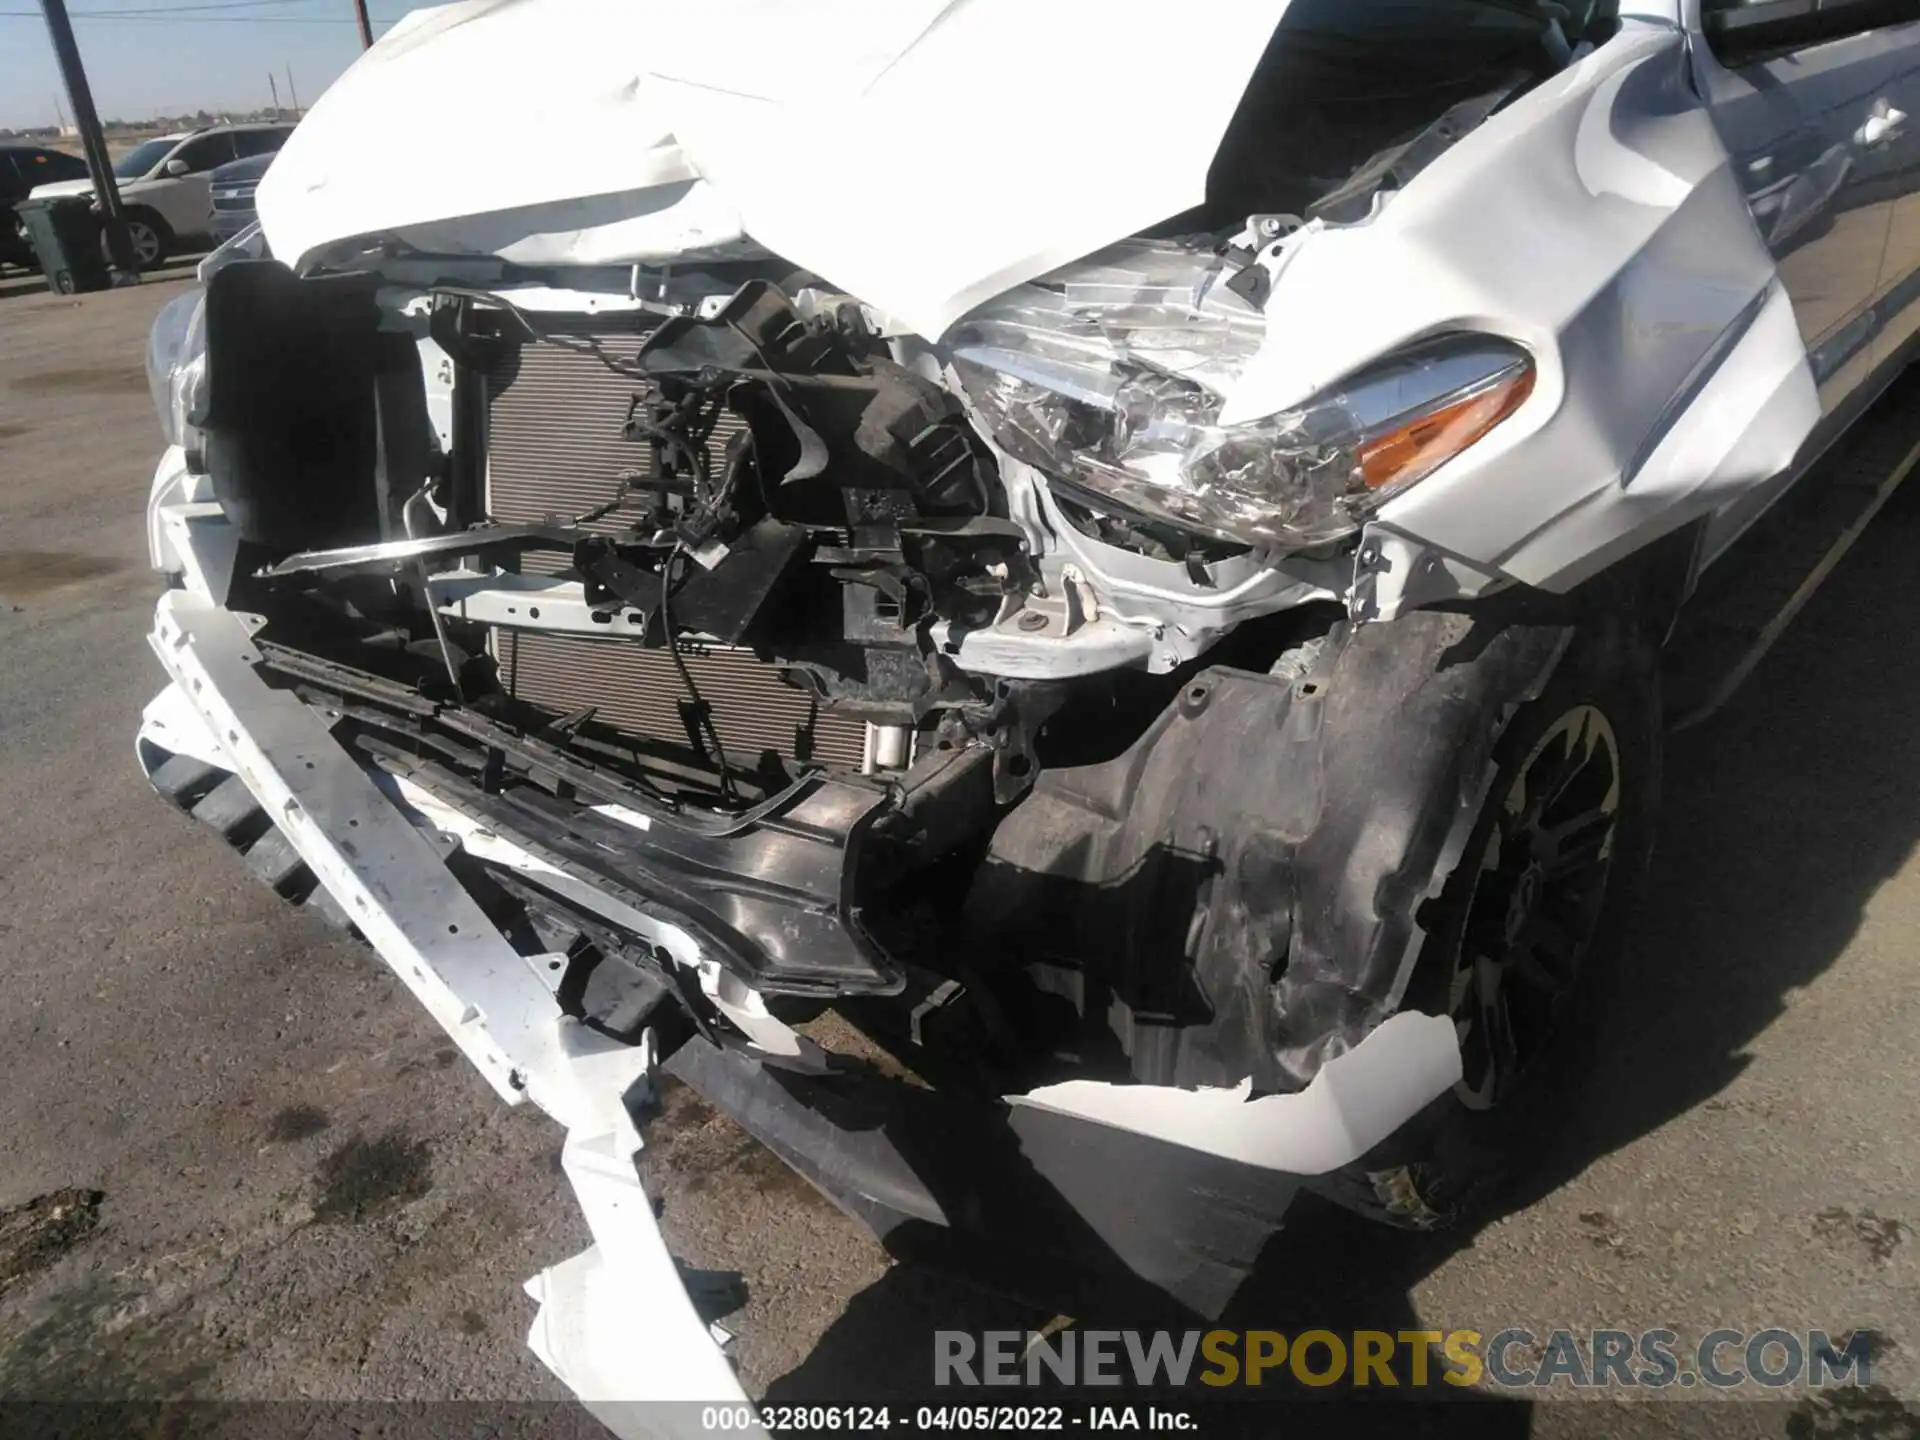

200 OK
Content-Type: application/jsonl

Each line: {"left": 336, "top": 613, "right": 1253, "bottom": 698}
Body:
{"left": 145, "top": 286, "right": 207, "bottom": 449}
{"left": 197, "top": 218, "right": 267, "bottom": 282}
{"left": 949, "top": 239, "right": 1534, "bottom": 550}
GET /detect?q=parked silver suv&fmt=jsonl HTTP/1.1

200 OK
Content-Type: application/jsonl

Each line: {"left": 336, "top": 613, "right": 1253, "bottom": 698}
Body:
{"left": 29, "top": 122, "right": 293, "bottom": 267}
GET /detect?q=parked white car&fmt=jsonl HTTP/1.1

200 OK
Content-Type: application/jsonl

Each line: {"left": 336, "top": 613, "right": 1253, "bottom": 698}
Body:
{"left": 30, "top": 123, "right": 293, "bottom": 268}
{"left": 134, "top": 0, "right": 1920, "bottom": 1429}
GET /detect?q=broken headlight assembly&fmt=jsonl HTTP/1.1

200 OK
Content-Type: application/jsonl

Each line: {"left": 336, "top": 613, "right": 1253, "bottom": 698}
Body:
{"left": 145, "top": 285, "right": 208, "bottom": 450}
{"left": 949, "top": 239, "right": 1534, "bottom": 549}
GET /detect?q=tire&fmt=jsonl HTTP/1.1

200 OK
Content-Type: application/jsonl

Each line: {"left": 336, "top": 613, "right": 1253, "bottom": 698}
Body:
{"left": 1316, "top": 616, "right": 1662, "bottom": 1230}
{"left": 108, "top": 210, "right": 171, "bottom": 271}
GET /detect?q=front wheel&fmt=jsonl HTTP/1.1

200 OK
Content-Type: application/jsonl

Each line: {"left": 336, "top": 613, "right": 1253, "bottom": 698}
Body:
{"left": 1320, "top": 620, "right": 1661, "bottom": 1230}
{"left": 107, "top": 211, "right": 170, "bottom": 271}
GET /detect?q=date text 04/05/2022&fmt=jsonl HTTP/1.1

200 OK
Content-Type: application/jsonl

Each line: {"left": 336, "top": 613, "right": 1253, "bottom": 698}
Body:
{"left": 703, "top": 1406, "right": 1198, "bottom": 1432}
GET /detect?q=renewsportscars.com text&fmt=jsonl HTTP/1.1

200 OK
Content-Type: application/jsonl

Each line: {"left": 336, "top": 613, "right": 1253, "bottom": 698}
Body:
{"left": 934, "top": 1328, "right": 1878, "bottom": 1391}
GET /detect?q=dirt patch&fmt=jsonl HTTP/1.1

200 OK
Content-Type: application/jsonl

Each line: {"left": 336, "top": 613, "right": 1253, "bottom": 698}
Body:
{"left": 737, "top": 1140, "right": 824, "bottom": 1202}
{"left": 0, "top": 422, "right": 30, "bottom": 443}
{"left": 638, "top": 1093, "right": 827, "bottom": 1211}
{"left": 0, "top": 1189, "right": 103, "bottom": 1295}
{"left": 1576, "top": 1209, "right": 1638, "bottom": 1259}
{"left": 1786, "top": 1384, "right": 1920, "bottom": 1440}
{"left": 0, "top": 551, "right": 130, "bottom": 602}
{"left": 264, "top": 1104, "right": 329, "bottom": 1144}
{"left": 12, "top": 365, "right": 148, "bottom": 396}
{"left": 1814, "top": 1207, "right": 1909, "bottom": 1266}
{"left": 655, "top": 1073, "right": 717, "bottom": 1128}
{"left": 313, "top": 1129, "right": 433, "bottom": 1224}
{"left": 0, "top": 1276, "right": 220, "bottom": 1405}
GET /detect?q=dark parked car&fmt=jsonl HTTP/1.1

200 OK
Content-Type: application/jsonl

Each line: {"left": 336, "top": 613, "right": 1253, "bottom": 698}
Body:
{"left": 1, "top": 144, "right": 90, "bottom": 268}
{"left": 207, "top": 151, "right": 272, "bottom": 245}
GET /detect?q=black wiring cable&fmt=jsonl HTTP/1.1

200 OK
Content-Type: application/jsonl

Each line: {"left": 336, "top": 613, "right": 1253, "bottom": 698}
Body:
{"left": 570, "top": 472, "right": 639, "bottom": 526}
{"left": 643, "top": 420, "right": 712, "bottom": 495}
{"left": 658, "top": 541, "right": 738, "bottom": 804}
{"left": 428, "top": 283, "right": 812, "bottom": 401}
{"left": 582, "top": 411, "right": 714, "bottom": 528}
{"left": 545, "top": 331, "right": 650, "bottom": 382}
{"left": 654, "top": 426, "right": 751, "bottom": 805}
{"left": 432, "top": 285, "right": 663, "bottom": 388}
{"left": 433, "top": 286, "right": 728, "bottom": 527}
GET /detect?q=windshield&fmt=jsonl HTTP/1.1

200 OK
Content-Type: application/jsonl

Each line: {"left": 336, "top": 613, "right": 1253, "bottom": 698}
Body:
{"left": 113, "top": 139, "right": 177, "bottom": 179}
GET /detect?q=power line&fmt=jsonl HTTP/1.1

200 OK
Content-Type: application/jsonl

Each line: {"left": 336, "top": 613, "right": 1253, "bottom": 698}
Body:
{"left": 75, "top": 0, "right": 341, "bottom": 11}
{"left": 0, "top": 7, "right": 398, "bottom": 17}
{"left": 0, "top": 0, "right": 406, "bottom": 18}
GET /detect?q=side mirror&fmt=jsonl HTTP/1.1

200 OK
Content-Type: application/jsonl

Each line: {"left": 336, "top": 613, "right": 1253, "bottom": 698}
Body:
{"left": 164, "top": 158, "right": 189, "bottom": 178}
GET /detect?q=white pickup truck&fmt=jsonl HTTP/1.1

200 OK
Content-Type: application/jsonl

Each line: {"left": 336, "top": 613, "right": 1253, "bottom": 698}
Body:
{"left": 133, "top": 0, "right": 1920, "bottom": 1430}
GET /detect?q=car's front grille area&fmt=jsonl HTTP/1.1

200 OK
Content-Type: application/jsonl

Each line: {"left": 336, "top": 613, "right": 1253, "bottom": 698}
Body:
{"left": 211, "top": 186, "right": 257, "bottom": 211}
{"left": 482, "top": 323, "right": 862, "bottom": 769}
{"left": 495, "top": 632, "right": 866, "bottom": 770}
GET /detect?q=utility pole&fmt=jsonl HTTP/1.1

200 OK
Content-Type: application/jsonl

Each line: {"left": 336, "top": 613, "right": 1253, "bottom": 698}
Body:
{"left": 352, "top": 0, "right": 372, "bottom": 49}
{"left": 37, "top": 0, "right": 137, "bottom": 277}
{"left": 269, "top": 71, "right": 280, "bottom": 116}
{"left": 285, "top": 64, "right": 299, "bottom": 114}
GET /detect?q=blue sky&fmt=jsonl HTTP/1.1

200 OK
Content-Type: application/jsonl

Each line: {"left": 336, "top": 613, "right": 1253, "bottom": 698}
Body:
{"left": 0, "top": 0, "right": 414, "bottom": 130}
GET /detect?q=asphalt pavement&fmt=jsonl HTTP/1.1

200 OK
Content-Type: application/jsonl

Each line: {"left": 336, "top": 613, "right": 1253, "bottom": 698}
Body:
{"left": 0, "top": 269, "right": 1915, "bottom": 1439}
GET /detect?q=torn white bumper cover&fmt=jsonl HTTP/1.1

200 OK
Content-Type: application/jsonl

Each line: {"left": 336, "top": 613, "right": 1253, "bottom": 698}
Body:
{"left": 1015, "top": 1011, "right": 1461, "bottom": 1173}
{"left": 138, "top": 580, "right": 1463, "bottom": 1425}
{"left": 141, "top": 588, "right": 756, "bottom": 1435}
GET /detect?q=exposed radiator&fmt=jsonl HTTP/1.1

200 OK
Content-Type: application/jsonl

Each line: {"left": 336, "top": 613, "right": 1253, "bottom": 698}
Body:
{"left": 484, "top": 324, "right": 749, "bottom": 575}
{"left": 495, "top": 631, "right": 865, "bottom": 769}
{"left": 483, "top": 327, "right": 864, "bottom": 769}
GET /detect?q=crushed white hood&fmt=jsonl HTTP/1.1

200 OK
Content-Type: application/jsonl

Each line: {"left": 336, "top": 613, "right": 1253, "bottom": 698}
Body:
{"left": 255, "top": 0, "right": 1295, "bottom": 338}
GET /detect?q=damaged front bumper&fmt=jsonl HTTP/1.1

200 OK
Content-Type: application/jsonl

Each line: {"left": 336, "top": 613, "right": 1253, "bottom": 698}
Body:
{"left": 138, "top": 585, "right": 1477, "bottom": 1430}
{"left": 141, "top": 588, "right": 756, "bottom": 1436}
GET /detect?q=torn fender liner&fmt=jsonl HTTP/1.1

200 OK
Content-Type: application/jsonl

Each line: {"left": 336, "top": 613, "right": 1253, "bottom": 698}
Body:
{"left": 144, "top": 591, "right": 759, "bottom": 1435}
{"left": 969, "top": 609, "right": 1570, "bottom": 1092}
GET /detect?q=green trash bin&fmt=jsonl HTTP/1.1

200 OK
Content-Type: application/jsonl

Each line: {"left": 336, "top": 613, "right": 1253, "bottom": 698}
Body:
{"left": 14, "top": 195, "right": 112, "bottom": 295}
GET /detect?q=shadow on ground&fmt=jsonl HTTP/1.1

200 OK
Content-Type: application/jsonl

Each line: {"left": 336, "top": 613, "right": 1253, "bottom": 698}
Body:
{"left": 0, "top": 253, "right": 204, "bottom": 304}
{"left": 764, "top": 392, "right": 1920, "bottom": 1437}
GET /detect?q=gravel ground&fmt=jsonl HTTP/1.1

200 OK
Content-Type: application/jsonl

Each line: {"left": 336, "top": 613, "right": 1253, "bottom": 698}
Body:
{"left": 0, "top": 271, "right": 1915, "bottom": 1439}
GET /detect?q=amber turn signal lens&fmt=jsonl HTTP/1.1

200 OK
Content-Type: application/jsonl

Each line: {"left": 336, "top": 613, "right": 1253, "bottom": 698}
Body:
{"left": 1355, "top": 363, "right": 1535, "bottom": 492}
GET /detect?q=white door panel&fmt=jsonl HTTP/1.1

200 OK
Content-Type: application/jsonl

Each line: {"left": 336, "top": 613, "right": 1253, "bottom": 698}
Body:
{"left": 1695, "top": 21, "right": 1910, "bottom": 406}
